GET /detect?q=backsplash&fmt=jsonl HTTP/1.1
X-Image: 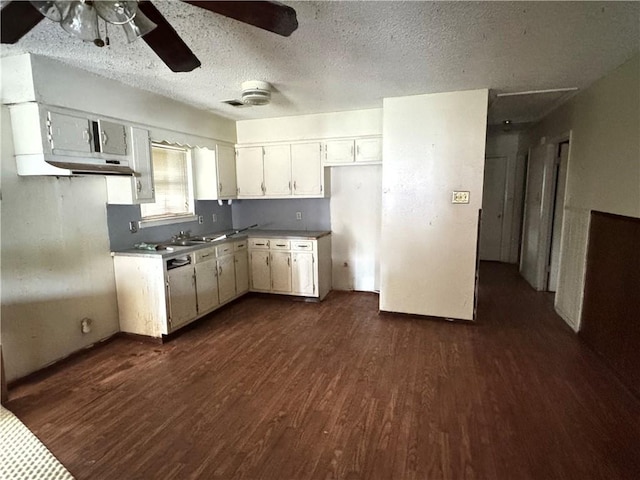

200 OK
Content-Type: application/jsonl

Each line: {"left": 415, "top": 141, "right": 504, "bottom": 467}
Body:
{"left": 231, "top": 198, "right": 330, "bottom": 231}
{"left": 107, "top": 201, "right": 233, "bottom": 251}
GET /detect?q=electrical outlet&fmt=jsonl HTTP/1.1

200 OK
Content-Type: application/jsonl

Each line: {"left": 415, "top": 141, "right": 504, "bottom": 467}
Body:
{"left": 296, "top": 212, "right": 302, "bottom": 220}
{"left": 452, "top": 191, "right": 470, "bottom": 204}
{"left": 129, "top": 221, "right": 138, "bottom": 233}
{"left": 198, "top": 215, "right": 204, "bottom": 224}
{"left": 212, "top": 213, "right": 217, "bottom": 223}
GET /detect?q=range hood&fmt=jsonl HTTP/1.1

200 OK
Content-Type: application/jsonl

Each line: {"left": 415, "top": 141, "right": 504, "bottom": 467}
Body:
{"left": 17, "top": 155, "right": 135, "bottom": 176}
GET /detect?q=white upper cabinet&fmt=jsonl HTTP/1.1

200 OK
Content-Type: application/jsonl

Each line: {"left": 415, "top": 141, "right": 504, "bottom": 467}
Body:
{"left": 263, "top": 145, "right": 292, "bottom": 196}
{"left": 324, "top": 139, "right": 354, "bottom": 165}
{"left": 291, "top": 142, "right": 323, "bottom": 196}
{"left": 48, "top": 111, "right": 93, "bottom": 154}
{"left": 106, "top": 127, "right": 154, "bottom": 204}
{"left": 194, "top": 143, "right": 237, "bottom": 201}
{"left": 323, "top": 136, "right": 382, "bottom": 165}
{"left": 355, "top": 137, "right": 382, "bottom": 163}
{"left": 236, "top": 146, "right": 265, "bottom": 197}
{"left": 217, "top": 144, "right": 237, "bottom": 199}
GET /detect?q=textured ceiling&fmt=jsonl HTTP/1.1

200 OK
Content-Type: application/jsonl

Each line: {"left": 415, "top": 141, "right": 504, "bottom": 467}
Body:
{"left": 1, "top": 1, "right": 638, "bottom": 124}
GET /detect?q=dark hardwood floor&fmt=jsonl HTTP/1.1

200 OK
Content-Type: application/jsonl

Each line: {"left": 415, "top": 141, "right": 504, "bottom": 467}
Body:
{"left": 6, "top": 263, "right": 640, "bottom": 479}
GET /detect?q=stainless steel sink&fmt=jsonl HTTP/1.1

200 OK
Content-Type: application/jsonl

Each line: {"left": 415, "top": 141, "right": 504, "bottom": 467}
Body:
{"left": 168, "top": 239, "right": 208, "bottom": 246}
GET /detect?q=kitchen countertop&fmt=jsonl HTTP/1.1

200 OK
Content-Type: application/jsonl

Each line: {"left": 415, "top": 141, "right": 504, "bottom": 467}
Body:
{"left": 112, "top": 229, "right": 331, "bottom": 259}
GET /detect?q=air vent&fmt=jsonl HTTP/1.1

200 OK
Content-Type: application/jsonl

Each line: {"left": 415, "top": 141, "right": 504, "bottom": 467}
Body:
{"left": 222, "top": 99, "right": 249, "bottom": 108}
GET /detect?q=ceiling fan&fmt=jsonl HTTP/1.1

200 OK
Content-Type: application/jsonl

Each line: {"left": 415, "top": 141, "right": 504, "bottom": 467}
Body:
{"left": 0, "top": 1, "right": 298, "bottom": 72}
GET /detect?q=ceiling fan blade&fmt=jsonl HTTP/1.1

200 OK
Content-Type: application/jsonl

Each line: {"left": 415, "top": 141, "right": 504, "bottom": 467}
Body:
{"left": 1, "top": 1, "right": 44, "bottom": 44}
{"left": 138, "top": 1, "right": 201, "bottom": 73}
{"left": 184, "top": 1, "right": 298, "bottom": 37}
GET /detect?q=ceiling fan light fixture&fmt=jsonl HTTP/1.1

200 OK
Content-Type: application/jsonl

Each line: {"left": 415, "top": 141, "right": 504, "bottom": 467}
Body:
{"left": 94, "top": 0, "right": 138, "bottom": 25}
{"left": 61, "top": 1, "right": 99, "bottom": 42}
{"left": 241, "top": 80, "right": 272, "bottom": 106}
{"left": 29, "top": 0, "right": 71, "bottom": 22}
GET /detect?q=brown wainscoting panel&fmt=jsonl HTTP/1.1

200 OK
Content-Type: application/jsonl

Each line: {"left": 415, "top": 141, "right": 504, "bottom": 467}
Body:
{"left": 579, "top": 211, "right": 640, "bottom": 397}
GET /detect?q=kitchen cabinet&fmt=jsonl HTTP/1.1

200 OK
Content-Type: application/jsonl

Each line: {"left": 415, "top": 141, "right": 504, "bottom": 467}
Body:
{"left": 248, "top": 234, "right": 332, "bottom": 299}
{"left": 194, "top": 248, "right": 219, "bottom": 314}
{"left": 193, "top": 143, "right": 237, "bottom": 201}
{"left": 234, "top": 241, "right": 249, "bottom": 295}
{"left": 113, "top": 238, "right": 249, "bottom": 339}
{"left": 106, "top": 127, "right": 155, "bottom": 204}
{"left": 236, "top": 146, "right": 265, "bottom": 197}
{"left": 323, "top": 136, "right": 382, "bottom": 165}
{"left": 166, "top": 262, "right": 198, "bottom": 330}
{"left": 291, "top": 142, "right": 323, "bottom": 196}
{"left": 270, "top": 251, "right": 292, "bottom": 293}
{"left": 263, "top": 145, "right": 292, "bottom": 196}
{"left": 48, "top": 111, "right": 93, "bottom": 154}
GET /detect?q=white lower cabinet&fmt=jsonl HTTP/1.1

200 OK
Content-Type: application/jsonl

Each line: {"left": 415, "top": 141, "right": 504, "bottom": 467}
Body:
{"left": 234, "top": 243, "right": 249, "bottom": 295}
{"left": 113, "top": 238, "right": 249, "bottom": 339}
{"left": 248, "top": 235, "right": 332, "bottom": 299}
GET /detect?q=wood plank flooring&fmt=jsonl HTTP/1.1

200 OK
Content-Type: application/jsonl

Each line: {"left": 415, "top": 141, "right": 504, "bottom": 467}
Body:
{"left": 6, "top": 263, "right": 640, "bottom": 479}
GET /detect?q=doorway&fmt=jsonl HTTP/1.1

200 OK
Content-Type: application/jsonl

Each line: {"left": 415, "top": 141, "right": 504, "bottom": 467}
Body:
{"left": 479, "top": 156, "right": 508, "bottom": 261}
{"left": 547, "top": 141, "right": 570, "bottom": 292}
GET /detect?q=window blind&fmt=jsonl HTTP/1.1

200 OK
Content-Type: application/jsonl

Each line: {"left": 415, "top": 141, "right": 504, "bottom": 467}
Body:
{"left": 141, "top": 145, "right": 192, "bottom": 219}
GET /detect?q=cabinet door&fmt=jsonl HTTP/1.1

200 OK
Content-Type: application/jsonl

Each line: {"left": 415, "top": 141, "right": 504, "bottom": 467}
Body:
{"left": 235, "top": 250, "right": 249, "bottom": 295}
{"left": 270, "top": 251, "right": 292, "bottom": 294}
{"left": 355, "top": 137, "right": 382, "bottom": 163}
{"left": 291, "top": 142, "right": 323, "bottom": 196}
{"left": 193, "top": 147, "right": 219, "bottom": 200}
{"left": 263, "top": 145, "right": 292, "bottom": 196}
{"left": 98, "top": 120, "right": 127, "bottom": 155}
{"left": 250, "top": 250, "right": 271, "bottom": 291}
{"left": 48, "top": 112, "right": 92, "bottom": 154}
{"left": 236, "top": 147, "right": 264, "bottom": 196}
{"left": 167, "top": 267, "right": 197, "bottom": 330}
{"left": 292, "top": 252, "right": 315, "bottom": 296}
{"left": 217, "top": 144, "right": 237, "bottom": 199}
{"left": 217, "top": 255, "right": 237, "bottom": 304}
{"left": 195, "top": 259, "right": 219, "bottom": 314}
{"left": 131, "top": 127, "right": 154, "bottom": 202}
{"left": 324, "top": 139, "right": 354, "bottom": 164}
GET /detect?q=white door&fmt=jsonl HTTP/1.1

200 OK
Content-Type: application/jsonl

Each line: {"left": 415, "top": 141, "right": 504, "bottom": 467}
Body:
{"left": 271, "top": 252, "right": 292, "bottom": 293}
{"left": 236, "top": 147, "right": 264, "bottom": 196}
{"left": 166, "top": 266, "right": 197, "bottom": 330}
{"left": 324, "top": 139, "right": 354, "bottom": 164}
{"left": 355, "top": 137, "right": 382, "bottom": 163}
{"left": 217, "top": 144, "right": 237, "bottom": 199}
{"left": 548, "top": 142, "right": 570, "bottom": 292}
{"left": 479, "top": 156, "right": 507, "bottom": 261}
{"left": 292, "top": 252, "right": 315, "bottom": 295}
{"left": 263, "top": 145, "right": 292, "bottom": 196}
{"left": 217, "top": 255, "right": 236, "bottom": 303}
{"left": 195, "top": 259, "right": 219, "bottom": 313}
{"left": 235, "top": 251, "right": 249, "bottom": 295}
{"left": 250, "top": 250, "right": 271, "bottom": 291}
{"left": 291, "top": 142, "right": 323, "bottom": 195}
{"left": 520, "top": 143, "right": 556, "bottom": 291}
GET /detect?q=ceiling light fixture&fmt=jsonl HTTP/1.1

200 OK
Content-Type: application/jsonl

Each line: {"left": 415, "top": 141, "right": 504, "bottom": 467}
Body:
{"left": 241, "top": 80, "right": 272, "bottom": 106}
{"left": 30, "top": 0, "right": 157, "bottom": 47}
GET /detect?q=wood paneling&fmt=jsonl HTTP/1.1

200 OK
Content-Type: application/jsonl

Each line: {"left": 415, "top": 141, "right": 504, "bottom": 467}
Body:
{"left": 580, "top": 211, "right": 640, "bottom": 397}
{"left": 5, "top": 263, "right": 640, "bottom": 479}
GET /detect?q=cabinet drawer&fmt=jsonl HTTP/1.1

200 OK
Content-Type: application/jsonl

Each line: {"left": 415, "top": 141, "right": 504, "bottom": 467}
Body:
{"left": 271, "top": 240, "right": 290, "bottom": 250}
{"left": 216, "top": 243, "right": 234, "bottom": 256}
{"left": 292, "top": 240, "right": 313, "bottom": 251}
{"left": 234, "top": 240, "right": 248, "bottom": 251}
{"left": 194, "top": 247, "right": 216, "bottom": 263}
{"left": 250, "top": 238, "right": 271, "bottom": 249}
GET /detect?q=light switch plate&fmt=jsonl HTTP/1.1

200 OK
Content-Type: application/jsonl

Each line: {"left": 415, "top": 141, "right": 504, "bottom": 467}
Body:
{"left": 452, "top": 191, "right": 470, "bottom": 204}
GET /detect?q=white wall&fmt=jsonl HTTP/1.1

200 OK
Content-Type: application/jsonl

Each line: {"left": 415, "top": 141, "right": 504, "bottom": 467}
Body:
{"left": 0, "top": 55, "right": 237, "bottom": 381}
{"left": 522, "top": 53, "right": 639, "bottom": 330}
{"left": 380, "top": 89, "right": 488, "bottom": 321}
{"left": 236, "top": 109, "right": 383, "bottom": 292}
{"left": 484, "top": 131, "right": 525, "bottom": 263}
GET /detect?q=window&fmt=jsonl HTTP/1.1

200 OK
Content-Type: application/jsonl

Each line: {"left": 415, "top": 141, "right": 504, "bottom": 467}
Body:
{"left": 140, "top": 143, "right": 195, "bottom": 222}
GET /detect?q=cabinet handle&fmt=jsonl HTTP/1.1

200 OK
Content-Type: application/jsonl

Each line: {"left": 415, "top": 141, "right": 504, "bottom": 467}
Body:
{"left": 266, "top": 255, "right": 269, "bottom": 266}
{"left": 136, "top": 180, "right": 142, "bottom": 192}
{"left": 101, "top": 131, "right": 108, "bottom": 145}
{"left": 293, "top": 181, "right": 297, "bottom": 191}
{"left": 288, "top": 181, "right": 291, "bottom": 191}
{"left": 350, "top": 145, "right": 354, "bottom": 157}
{"left": 276, "top": 244, "right": 286, "bottom": 247}
{"left": 261, "top": 181, "right": 265, "bottom": 193}
{"left": 287, "top": 257, "right": 290, "bottom": 267}
{"left": 266, "top": 240, "right": 270, "bottom": 247}
{"left": 201, "top": 253, "right": 210, "bottom": 258}
{"left": 82, "top": 129, "right": 91, "bottom": 143}
{"left": 219, "top": 182, "right": 223, "bottom": 193}
{"left": 219, "top": 265, "right": 223, "bottom": 276}
{"left": 357, "top": 145, "right": 360, "bottom": 157}
{"left": 297, "top": 244, "right": 308, "bottom": 248}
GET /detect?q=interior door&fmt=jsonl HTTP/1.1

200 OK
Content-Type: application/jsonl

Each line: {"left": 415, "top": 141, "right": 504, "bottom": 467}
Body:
{"left": 548, "top": 142, "right": 570, "bottom": 292}
{"left": 479, "top": 156, "right": 507, "bottom": 261}
{"left": 520, "top": 143, "right": 556, "bottom": 291}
